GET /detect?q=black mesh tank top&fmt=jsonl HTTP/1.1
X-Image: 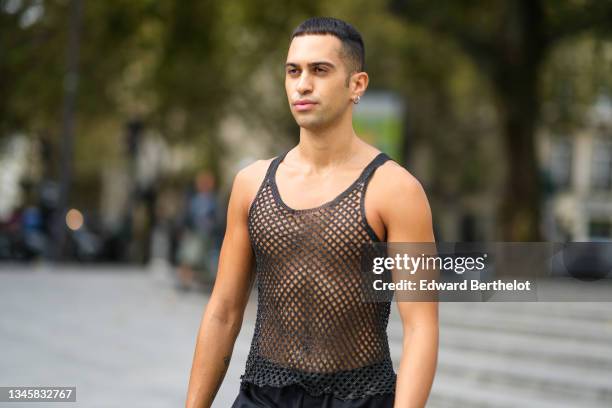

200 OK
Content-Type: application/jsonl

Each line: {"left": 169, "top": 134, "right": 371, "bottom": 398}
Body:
{"left": 239, "top": 150, "right": 397, "bottom": 400}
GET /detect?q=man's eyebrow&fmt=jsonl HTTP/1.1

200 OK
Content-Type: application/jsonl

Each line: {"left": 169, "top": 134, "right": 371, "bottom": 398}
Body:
{"left": 285, "top": 61, "right": 336, "bottom": 69}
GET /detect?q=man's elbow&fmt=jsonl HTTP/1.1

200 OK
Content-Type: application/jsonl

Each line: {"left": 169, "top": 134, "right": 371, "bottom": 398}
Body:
{"left": 206, "top": 297, "right": 245, "bottom": 329}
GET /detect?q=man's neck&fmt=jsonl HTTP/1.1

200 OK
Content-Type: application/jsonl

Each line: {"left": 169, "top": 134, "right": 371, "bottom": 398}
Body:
{"left": 295, "top": 119, "right": 362, "bottom": 170}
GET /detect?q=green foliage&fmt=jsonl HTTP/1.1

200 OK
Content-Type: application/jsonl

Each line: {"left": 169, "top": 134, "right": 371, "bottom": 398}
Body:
{"left": 2, "top": 0, "right": 612, "bottom": 211}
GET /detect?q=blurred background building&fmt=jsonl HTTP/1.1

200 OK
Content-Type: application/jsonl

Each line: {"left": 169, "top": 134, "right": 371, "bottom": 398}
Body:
{"left": 540, "top": 95, "right": 612, "bottom": 241}
{"left": 2, "top": 1, "right": 612, "bottom": 406}
{"left": 3, "top": 0, "right": 612, "bottom": 268}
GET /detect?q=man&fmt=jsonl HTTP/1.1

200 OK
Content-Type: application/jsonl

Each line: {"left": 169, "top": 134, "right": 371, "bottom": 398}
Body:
{"left": 185, "top": 17, "right": 438, "bottom": 408}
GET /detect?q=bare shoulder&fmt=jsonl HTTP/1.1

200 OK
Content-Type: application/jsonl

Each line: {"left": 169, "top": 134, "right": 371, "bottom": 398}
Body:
{"left": 368, "top": 160, "right": 432, "bottom": 237}
{"left": 234, "top": 157, "right": 273, "bottom": 186}
{"left": 232, "top": 157, "right": 275, "bottom": 213}
{"left": 372, "top": 160, "right": 427, "bottom": 199}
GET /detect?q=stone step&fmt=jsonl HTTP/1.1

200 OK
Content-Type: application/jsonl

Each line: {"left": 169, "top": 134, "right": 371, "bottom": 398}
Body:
{"left": 435, "top": 307, "right": 612, "bottom": 344}
{"left": 429, "top": 346, "right": 612, "bottom": 404}
{"left": 386, "top": 321, "right": 612, "bottom": 371}
{"left": 428, "top": 370, "right": 610, "bottom": 408}
{"left": 462, "top": 302, "right": 612, "bottom": 323}
{"left": 389, "top": 301, "right": 612, "bottom": 326}
{"left": 438, "top": 325, "right": 612, "bottom": 371}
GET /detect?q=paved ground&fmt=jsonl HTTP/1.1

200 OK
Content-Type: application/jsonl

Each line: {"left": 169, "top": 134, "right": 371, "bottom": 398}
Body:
{"left": 1, "top": 263, "right": 611, "bottom": 407}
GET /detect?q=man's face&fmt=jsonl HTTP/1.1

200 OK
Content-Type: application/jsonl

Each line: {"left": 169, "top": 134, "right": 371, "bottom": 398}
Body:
{"left": 285, "top": 35, "right": 355, "bottom": 130}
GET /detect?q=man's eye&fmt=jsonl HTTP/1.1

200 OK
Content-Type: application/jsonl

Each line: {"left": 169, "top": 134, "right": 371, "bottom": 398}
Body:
{"left": 314, "top": 67, "right": 326, "bottom": 73}
{"left": 287, "top": 69, "right": 298, "bottom": 75}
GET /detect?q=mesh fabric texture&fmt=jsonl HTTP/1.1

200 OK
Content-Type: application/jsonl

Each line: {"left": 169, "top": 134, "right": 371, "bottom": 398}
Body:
{"left": 239, "top": 151, "right": 397, "bottom": 400}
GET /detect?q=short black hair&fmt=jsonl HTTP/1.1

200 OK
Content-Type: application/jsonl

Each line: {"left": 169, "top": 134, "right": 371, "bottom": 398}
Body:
{"left": 291, "top": 17, "right": 365, "bottom": 74}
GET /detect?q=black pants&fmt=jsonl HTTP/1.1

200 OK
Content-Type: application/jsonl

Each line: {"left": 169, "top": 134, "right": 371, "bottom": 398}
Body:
{"left": 231, "top": 383, "right": 395, "bottom": 408}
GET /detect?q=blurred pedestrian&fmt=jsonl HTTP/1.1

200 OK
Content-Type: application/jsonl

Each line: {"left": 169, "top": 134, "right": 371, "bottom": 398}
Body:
{"left": 177, "top": 170, "right": 219, "bottom": 291}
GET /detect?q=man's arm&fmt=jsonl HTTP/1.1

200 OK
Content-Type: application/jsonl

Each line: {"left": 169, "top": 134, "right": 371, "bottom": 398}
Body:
{"left": 377, "top": 164, "right": 439, "bottom": 408}
{"left": 185, "top": 163, "right": 262, "bottom": 408}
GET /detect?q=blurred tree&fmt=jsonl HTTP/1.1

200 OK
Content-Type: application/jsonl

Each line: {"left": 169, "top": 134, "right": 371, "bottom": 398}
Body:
{"left": 3, "top": 0, "right": 612, "bottom": 247}
{"left": 541, "top": 35, "right": 612, "bottom": 133}
{"left": 209, "top": 0, "right": 323, "bottom": 148}
{"left": 391, "top": 0, "right": 612, "bottom": 240}
{"left": 0, "top": 0, "right": 159, "bottom": 167}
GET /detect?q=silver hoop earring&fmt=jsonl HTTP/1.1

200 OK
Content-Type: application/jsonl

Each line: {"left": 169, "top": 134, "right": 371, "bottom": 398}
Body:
{"left": 353, "top": 95, "right": 360, "bottom": 104}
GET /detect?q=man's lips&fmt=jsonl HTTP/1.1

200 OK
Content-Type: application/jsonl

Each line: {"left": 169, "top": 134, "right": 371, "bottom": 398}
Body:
{"left": 293, "top": 100, "right": 317, "bottom": 111}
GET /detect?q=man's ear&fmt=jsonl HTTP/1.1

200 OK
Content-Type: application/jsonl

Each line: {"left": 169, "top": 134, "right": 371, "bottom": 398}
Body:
{"left": 350, "top": 71, "right": 369, "bottom": 97}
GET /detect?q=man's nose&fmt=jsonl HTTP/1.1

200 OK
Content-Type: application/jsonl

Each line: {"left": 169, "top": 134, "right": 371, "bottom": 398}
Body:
{"left": 296, "top": 73, "right": 313, "bottom": 94}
